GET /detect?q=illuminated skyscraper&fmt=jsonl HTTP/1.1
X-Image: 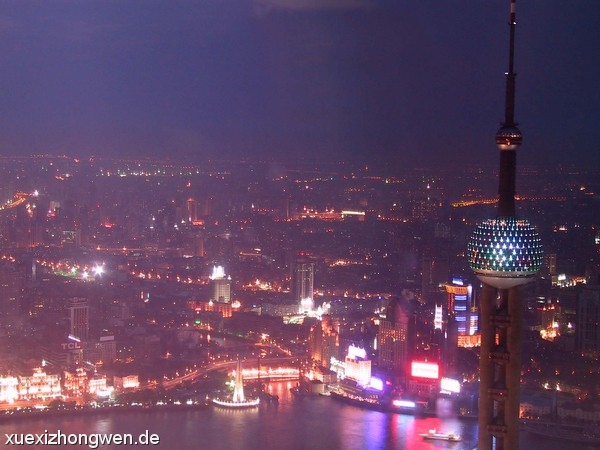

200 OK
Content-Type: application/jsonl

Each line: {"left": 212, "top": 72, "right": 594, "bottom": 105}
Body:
{"left": 467, "top": 2, "right": 543, "bottom": 449}
{"left": 186, "top": 198, "right": 198, "bottom": 223}
{"left": 377, "top": 297, "right": 413, "bottom": 376}
{"left": 68, "top": 298, "right": 89, "bottom": 341}
{"left": 445, "top": 278, "right": 479, "bottom": 348}
{"left": 293, "top": 260, "right": 314, "bottom": 313}
{"left": 210, "top": 266, "right": 231, "bottom": 303}
{"left": 308, "top": 317, "right": 338, "bottom": 369}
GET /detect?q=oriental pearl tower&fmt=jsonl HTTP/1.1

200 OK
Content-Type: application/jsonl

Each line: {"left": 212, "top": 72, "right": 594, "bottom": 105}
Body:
{"left": 466, "top": 1, "right": 543, "bottom": 449}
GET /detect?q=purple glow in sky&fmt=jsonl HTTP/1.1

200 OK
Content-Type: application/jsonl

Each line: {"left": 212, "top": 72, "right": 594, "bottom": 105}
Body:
{"left": 0, "top": 1, "right": 598, "bottom": 168}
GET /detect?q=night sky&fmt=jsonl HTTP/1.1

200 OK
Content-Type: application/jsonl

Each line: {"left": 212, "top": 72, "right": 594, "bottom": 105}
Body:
{"left": 0, "top": 0, "right": 598, "bottom": 168}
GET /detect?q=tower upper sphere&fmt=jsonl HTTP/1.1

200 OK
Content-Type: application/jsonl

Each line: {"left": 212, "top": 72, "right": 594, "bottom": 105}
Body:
{"left": 496, "top": 125, "right": 522, "bottom": 151}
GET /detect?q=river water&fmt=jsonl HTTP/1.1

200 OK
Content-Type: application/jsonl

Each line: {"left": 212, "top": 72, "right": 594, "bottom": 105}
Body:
{"left": 0, "top": 382, "right": 589, "bottom": 449}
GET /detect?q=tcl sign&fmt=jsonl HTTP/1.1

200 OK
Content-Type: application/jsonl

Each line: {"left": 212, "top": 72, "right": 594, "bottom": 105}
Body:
{"left": 61, "top": 342, "right": 82, "bottom": 350}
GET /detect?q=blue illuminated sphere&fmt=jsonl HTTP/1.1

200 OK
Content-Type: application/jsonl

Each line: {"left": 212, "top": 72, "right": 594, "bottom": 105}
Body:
{"left": 467, "top": 217, "right": 543, "bottom": 288}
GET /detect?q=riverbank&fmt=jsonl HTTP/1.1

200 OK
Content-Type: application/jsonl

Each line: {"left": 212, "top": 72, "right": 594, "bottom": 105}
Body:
{"left": 0, "top": 402, "right": 209, "bottom": 423}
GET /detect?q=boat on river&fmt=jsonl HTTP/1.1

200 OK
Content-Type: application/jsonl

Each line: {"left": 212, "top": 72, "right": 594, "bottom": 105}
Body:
{"left": 418, "top": 429, "right": 462, "bottom": 442}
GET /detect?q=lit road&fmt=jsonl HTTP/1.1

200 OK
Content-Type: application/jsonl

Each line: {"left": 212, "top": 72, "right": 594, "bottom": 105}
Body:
{"left": 0, "top": 191, "right": 30, "bottom": 212}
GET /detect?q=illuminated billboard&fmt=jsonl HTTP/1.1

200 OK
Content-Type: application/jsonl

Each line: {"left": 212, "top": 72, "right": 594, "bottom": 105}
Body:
{"left": 347, "top": 345, "right": 367, "bottom": 360}
{"left": 411, "top": 361, "right": 439, "bottom": 380}
{"left": 369, "top": 377, "right": 384, "bottom": 391}
{"left": 434, "top": 305, "right": 443, "bottom": 330}
{"left": 440, "top": 377, "right": 461, "bottom": 393}
{"left": 392, "top": 399, "right": 415, "bottom": 409}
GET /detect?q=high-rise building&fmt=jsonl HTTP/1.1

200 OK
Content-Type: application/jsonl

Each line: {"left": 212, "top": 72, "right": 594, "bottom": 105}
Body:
{"left": 308, "top": 317, "right": 339, "bottom": 369}
{"left": 377, "top": 297, "right": 413, "bottom": 377}
{"left": 344, "top": 345, "right": 371, "bottom": 386}
{"left": 186, "top": 198, "right": 198, "bottom": 223}
{"left": 67, "top": 298, "right": 89, "bottom": 341}
{"left": 576, "top": 284, "right": 600, "bottom": 357}
{"left": 466, "top": 2, "right": 543, "bottom": 449}
{"left": 445, "top": 278, "right": 480, "bottom": 348}
{"left": 438, "top": 278, "right": 479, "bottom": 377}
{"left": 210, "top": 266, "right": 231, "bottom": 303}
{"left": 293, "top": 259, "right": 314, "bottom": 313}
{"left": 543, "top": 252, "right": 558, "bottom": 282}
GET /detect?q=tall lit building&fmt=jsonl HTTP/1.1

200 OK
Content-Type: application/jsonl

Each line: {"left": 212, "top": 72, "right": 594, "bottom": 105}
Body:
{"left": 344, "top": 345, "right": 371, "bottom": 386}
{"left": 446, "top": 280, "right": 470, "bottom": 335}
{"left": 308, "top": 317, "right": 339, "bottom": 369}
{"left": 186, "top": 198, "right": 198, "bottom": 223}
{"left": 293, "top": 259, "right": 314, "bottom": 313}
{"left": 445, "top": 278, "right": 480, "bottom": 348}
{"left": 68, "top": 298, "right": 89, "bottom": 341}
{"left": 377, "top": 297, "right": 413, "bottom": 376}
{"left": 210, "top": 265, "right": 231, "bottom": 303}
{"left": 467, "top": 2, "right": 543, "bottom": 449}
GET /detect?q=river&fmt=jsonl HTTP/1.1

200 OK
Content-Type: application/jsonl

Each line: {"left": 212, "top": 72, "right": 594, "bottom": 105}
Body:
{"left": 1, "top": 382, "right": 592, "bottom": 449}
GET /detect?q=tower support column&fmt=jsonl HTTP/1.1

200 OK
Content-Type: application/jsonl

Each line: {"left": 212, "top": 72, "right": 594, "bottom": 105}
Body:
{"left": 478, "top": 283, "right": 496, "bottom": 450}
{"left": 505, "top": 286, "right": 523, "bottom": 449}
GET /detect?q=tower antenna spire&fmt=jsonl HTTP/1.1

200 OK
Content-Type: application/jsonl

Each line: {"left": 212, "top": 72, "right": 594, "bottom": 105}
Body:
{"left": 496, "top": 0, "right": 522, "bottom": 217}
{"left": 504, "top": 0, "right": 518, "bottom": 127}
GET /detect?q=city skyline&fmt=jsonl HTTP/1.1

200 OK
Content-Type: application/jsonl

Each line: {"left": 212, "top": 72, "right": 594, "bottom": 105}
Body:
{"left": 0, "top": 2, "right": 599, "bottom": 447}
{"left": 0, "top": 1, "right": 598, "bottom": 169}
{"left": 0, "top": 154, "right": 597, "bottom": 447}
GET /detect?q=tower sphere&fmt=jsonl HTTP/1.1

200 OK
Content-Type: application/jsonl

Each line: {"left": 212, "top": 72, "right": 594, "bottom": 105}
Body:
{"left": 467, "top": 217, "right": 542, "bottom": 289}
{"left": 496, "top": 125, "right": 523, "bottom": 151}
